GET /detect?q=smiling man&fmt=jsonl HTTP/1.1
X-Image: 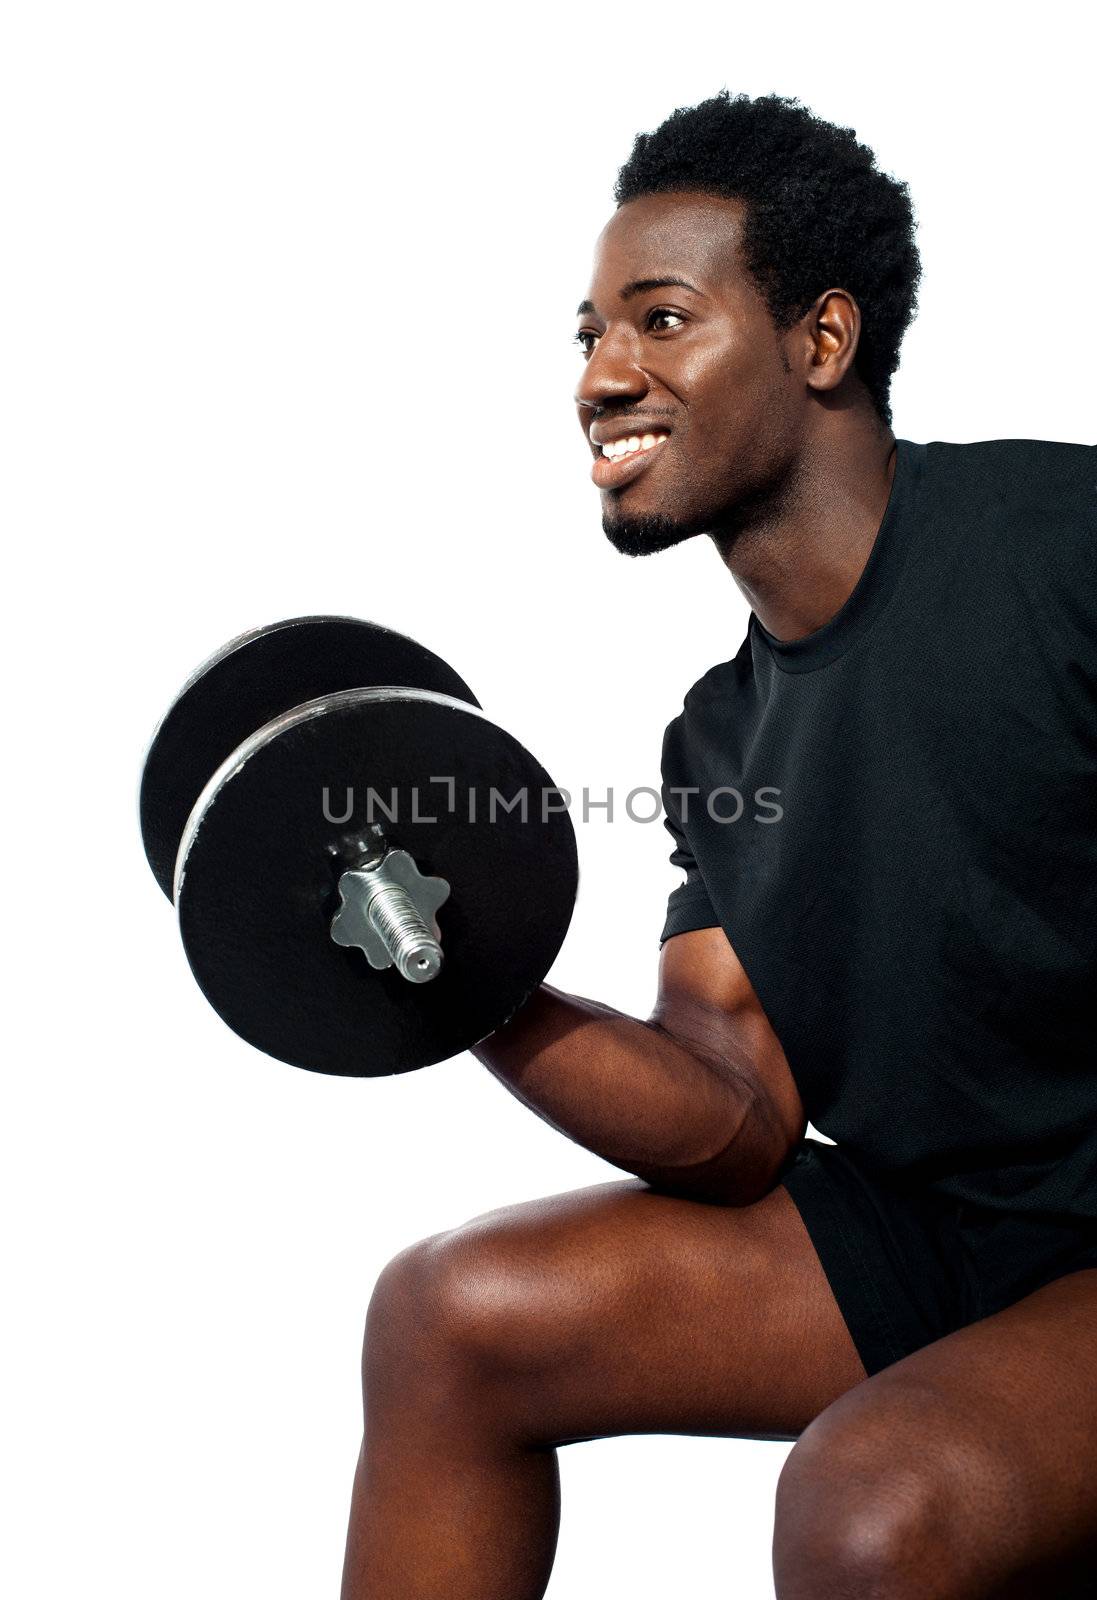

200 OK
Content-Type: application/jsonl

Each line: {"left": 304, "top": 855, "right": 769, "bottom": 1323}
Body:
{"left": 341, "top": 92, "right": 1097, "bottom": 1599}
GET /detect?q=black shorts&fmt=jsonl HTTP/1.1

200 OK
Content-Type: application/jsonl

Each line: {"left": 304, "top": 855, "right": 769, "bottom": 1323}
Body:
{"left": 781, "top": 1137, "right": 1097, "bottom": 1379}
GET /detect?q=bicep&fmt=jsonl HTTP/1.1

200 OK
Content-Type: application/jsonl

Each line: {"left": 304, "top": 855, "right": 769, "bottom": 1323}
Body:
{"left": 651, "top": 927, "right": 806, "bottom": 1157}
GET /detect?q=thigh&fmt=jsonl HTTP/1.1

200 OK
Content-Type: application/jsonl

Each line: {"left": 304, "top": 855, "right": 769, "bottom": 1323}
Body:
{"left": 406, "top": 1176, "right": 868, "bottom": 1444}
{"left": 776, "top": 1266, "right": 1097, "bottom": 1597}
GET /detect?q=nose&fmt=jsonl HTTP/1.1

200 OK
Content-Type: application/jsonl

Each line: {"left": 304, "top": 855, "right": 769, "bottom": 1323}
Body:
{"left": 573, "top": 325, "right": 649, "bottom": 417}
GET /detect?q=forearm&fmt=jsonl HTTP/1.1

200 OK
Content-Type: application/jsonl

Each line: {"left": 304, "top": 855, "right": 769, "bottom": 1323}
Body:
{"left": 471, "top": 985, "right": 788, "bottom": 1205}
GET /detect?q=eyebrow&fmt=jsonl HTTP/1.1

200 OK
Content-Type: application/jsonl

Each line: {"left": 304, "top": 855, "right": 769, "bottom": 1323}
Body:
{"left": 575, "top": 276, "right": 706, "bottom": 317}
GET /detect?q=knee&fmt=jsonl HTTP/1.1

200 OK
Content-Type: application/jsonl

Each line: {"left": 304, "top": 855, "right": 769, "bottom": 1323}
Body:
{"left": 773, "top": 1387, "right": 977, "bottom": 1599}
{"left": 363, "top": 1209, "right": 576, "bottom": 1400}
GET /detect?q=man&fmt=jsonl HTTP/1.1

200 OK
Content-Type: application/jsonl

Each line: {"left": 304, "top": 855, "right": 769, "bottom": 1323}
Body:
{"left": 341, "top": 92, "right": 1097, "bottom": 1599}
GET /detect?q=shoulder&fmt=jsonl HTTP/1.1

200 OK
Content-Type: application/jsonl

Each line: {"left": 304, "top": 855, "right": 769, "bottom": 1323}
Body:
{"left": 920, "top": 437, "right": 1095, "bottom": 588}
{"left": 660, "top": 631, "right": 755, "bottom": 777}
{"left": 923, "top": 436, "right": 1095, "bottom": 523}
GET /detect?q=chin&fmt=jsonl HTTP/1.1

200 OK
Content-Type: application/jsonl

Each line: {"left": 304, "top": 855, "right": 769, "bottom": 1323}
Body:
{"left": 601, "top": 505, "right": 711, "bottom": 559}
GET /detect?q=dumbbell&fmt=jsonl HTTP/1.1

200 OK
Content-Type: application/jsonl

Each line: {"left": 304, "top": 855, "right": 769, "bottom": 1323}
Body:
{"left": 140, "top": 616, "right": 578, "bottom": 1076}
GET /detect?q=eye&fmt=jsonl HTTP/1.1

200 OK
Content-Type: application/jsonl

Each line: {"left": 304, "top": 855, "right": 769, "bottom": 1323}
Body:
{"left": 573, "top": 330, "right": 598, "bottom": 358}
{"left": 647, "top": 308, "right": 686, "bottom": 334}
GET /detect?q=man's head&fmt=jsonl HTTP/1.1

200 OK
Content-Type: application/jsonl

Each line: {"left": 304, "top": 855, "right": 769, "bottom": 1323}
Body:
{"left": 575, "top": 92, "right": 921, "bottom": 556}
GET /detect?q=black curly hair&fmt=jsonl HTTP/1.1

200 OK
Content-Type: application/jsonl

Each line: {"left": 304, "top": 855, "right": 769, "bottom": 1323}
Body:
{"left": 614, "top": 91, "right": 921, "bottom": 426}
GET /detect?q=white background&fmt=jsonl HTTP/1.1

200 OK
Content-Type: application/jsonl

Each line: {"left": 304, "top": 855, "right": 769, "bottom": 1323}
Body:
{"left": 3, "top": 4, "right": 1093, "bottom": 1596}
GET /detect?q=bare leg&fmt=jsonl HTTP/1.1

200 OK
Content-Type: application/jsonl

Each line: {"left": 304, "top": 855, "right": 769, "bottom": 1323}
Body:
{"left": 773, "top": 1268, "right": 1097, "bottom": 1599}
{"left": 340, "top": 1177, "right": 866, "bottom": 1600}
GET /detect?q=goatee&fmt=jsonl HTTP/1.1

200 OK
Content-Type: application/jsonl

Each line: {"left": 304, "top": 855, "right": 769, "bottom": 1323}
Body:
{"left": 602, "top": 509, "right": 712, "bottom": 558}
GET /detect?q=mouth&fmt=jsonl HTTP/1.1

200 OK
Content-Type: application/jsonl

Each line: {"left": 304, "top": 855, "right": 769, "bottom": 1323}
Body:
{"left": 590, "top": 432, "right": 669, "bottom": 492}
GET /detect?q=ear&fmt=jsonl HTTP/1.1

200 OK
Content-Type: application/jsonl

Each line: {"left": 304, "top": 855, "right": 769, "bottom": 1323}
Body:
{"left": 801, "top": 288, "right": 861, "bottom": 395}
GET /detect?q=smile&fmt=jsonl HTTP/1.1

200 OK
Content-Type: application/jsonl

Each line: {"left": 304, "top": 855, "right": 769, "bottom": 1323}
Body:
{"left": 590, "top": 433, "right": 669, "bottom": 491}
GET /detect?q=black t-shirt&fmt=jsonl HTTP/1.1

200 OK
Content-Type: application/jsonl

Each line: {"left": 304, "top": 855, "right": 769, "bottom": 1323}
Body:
{"left": 660, "top": 438, "right": 1097, "bottom": 1222}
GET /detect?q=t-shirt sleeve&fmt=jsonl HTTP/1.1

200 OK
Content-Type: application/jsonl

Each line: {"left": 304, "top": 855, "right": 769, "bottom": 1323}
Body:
{"left": 659, "top": 782, "right": 720, "bottom": 945}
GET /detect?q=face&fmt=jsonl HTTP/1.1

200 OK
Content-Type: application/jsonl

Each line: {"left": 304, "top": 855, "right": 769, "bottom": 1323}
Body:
{"left": 574, "top": 191, "right": 804, "bottom": 556}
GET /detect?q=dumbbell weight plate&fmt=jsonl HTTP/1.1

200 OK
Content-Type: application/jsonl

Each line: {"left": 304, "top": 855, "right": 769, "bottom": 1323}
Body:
{"left": 175, "top": 687, "right": 579, "bottom": 1075}
{"left": 140, "top": 616, "right": 478, "bottom": 900}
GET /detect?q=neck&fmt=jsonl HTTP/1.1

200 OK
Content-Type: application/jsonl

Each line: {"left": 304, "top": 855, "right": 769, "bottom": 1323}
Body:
{"left": 711, "top": 413, "right": 898, "bottom": 643}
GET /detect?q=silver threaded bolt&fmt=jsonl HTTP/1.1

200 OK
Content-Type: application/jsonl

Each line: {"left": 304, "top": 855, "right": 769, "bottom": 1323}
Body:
{"left": 366, "top": 882, "right": 443, "bottom": 983}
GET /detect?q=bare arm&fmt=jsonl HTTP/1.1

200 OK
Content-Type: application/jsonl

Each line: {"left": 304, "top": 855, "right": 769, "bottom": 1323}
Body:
{"left": 471, "top": 926, "right": 806, "bottom": 1205}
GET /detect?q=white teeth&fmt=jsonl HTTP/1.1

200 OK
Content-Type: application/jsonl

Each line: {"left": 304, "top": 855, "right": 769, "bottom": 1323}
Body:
{"left": 600, "top": 432, "right": 668, "bottom": 460}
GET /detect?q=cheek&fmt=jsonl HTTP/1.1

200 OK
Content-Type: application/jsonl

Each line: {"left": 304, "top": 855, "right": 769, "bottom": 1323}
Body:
{"left": 688, "top": 333, "right": 771, "bottom": 408}
{"left": 690, "top": 354, "right": 789, "bottom": 458}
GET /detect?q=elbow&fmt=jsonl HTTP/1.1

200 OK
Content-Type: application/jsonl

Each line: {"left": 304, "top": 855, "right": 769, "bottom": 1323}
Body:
{"left": 631, "top": 1090, "right": 801, "bottom": 1208}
